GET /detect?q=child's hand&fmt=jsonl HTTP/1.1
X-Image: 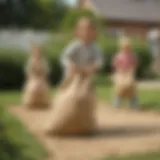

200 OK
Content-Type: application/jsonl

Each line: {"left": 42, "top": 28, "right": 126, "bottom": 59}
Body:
{"left": 83, "top": 65, "right": 97, "bottom": 74}
{"left": 69, "top": 63, "right": 79, "bottom": 73}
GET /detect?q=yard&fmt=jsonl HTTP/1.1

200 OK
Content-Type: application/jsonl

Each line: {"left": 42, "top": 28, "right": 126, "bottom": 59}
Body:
{"left": 1, "top": 0, "right": 160, "bottom": 159}
{"left": 1, "top": 82, "right": 160, "bottom": 160}
{"left": 1, "top": 84, "right": 160, "bottom": 111}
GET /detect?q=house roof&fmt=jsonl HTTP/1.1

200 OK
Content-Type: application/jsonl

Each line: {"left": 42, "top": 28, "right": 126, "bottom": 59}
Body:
{"left": 91, "top": 0, "right": 160, "bottom": 23}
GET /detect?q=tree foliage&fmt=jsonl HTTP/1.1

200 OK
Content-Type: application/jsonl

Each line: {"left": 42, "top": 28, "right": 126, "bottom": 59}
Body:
{"left": 61, "top": 9, "right": 94, "bottom": 31}
{"left": 0, "top": 0, "right": 68, "bottom": 29}
{"left": 61, "top": 8, "right": 105, "bottom": 31}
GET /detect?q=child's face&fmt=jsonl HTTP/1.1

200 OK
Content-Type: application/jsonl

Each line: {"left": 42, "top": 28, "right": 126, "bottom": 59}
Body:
{"left": 76, "top": 20, "right": 97, "bottom": 43}
{"left": 122, "top": 45, "right": 131, "bottom": 53}
{"left": 32, "top": 47, "right": 41, "bottom": 59}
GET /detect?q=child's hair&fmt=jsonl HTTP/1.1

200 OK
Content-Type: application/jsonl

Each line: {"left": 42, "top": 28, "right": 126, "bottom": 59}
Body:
{"left": 118, "top": 36, "right": 131, "bottom": 48}
{"left": 75, "top": 16, "right": 96, "bottom": 29}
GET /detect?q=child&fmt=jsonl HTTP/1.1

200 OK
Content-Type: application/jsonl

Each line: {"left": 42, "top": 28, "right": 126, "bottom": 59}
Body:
{"left": 112, "top": 37, "right": 138, "bottom": 108}
{"left": 61, "top": 17, "right": 103, "bottom": 77}
{"left": 23, "top": 46, "right": 50, "bottom": 108}
{"left": 47, "top": 17, "right": 103, "bottom": 135}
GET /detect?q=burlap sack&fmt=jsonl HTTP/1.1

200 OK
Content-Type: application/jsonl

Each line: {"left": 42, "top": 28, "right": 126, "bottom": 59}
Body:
{"left": 22, "top": 58, "right": 51, "bottom": 108}
{"left": 23, "top": 77, "right": 50, "bottom": 108}
{"left": 113, "top": 69, "right": 136, "bottom": 98}
{"left": 47, "top": 73, "right": 96, "bottom": 135}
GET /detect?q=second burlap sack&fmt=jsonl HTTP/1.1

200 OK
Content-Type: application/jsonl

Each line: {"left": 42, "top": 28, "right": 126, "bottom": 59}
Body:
{"left": 23, "top": 78, "right": 50, "bottom": 108}
{"left": 113, "top": 69, "right": 136, "bottom": 98}
{"left": 47, "top": 73, "right": 96, "bottom": 135}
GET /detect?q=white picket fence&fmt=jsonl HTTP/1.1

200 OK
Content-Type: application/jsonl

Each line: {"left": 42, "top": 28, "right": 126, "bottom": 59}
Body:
{"left": 0, "top": 29, "right": 51, "bottom": 51}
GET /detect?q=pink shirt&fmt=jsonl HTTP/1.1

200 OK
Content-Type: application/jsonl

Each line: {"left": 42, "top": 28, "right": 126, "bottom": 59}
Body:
{"left": 113, "top": 52, "right": 137, "bottom": 70}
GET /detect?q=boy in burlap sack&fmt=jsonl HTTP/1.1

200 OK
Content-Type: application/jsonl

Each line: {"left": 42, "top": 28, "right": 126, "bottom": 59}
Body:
{"left": 47, "top": 17, "right": 103, "bottom": 135}
{"left": 112, "top": 37, "right": 138, "bottom": 109}
{"left": 22, "top": 47, "right": 51, "bottom": 108}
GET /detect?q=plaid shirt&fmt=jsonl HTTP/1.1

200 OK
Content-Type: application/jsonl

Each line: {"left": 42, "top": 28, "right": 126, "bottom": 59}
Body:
{"left": 61, "top": 39, "right": 103, "bottom": 68}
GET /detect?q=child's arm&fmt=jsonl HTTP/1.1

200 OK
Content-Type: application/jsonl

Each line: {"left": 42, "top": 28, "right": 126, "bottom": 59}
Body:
{"left": 112, "top": 54, "right": 121, "bottom": 70}
{"left": 61, "top": 41, "right": 79, "bottom": 72}
{"left": 85, "top": 44, "right": 104, "bottom": 74}
{"left": 94, "top": 45, "right": 104, "bottom": 70}
{"left": 61, "top": 41, "right": 80, "bottom": 73}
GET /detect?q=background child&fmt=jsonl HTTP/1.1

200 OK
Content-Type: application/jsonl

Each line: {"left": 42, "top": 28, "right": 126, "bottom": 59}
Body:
{"left": 25, "top": 47, "right": 50, "bottom": 78}
{"left": 61, "top": 17, "right": 103, "bottom": 77}
{"left": 112, "top": 37, "right": 138, "bottom": 109}
{"left": 23, "top": 46, "right": 50, "bottom": 108}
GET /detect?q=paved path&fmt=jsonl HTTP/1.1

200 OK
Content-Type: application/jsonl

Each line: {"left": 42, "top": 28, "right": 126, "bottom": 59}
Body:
{"left": 10, "top": 105, "right": 160, "bottom": 160}
{"left": 138, "top": 81, "right": 160, "bottom": 89}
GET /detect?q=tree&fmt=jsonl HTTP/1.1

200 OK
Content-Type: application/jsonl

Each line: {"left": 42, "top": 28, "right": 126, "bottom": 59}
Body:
{"left": 61, "top": 8, "right": 103, "bottom": 31}
{"left": 0, "top": 0, "right": 68, "bottom": 29}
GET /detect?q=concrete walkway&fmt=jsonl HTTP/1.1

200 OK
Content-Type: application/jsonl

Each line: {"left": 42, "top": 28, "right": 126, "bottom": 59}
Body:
{"left": 138, "top": 80, "right": 160, "bottom": 89}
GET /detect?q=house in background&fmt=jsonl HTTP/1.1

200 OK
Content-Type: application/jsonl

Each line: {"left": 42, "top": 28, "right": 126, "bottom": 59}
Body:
{"left": 77, "top": 0, "right": 160, "bottom": 37}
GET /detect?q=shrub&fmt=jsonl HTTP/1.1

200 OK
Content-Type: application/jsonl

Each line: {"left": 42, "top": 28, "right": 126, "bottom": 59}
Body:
{"left": 0, "top": 49, "right": 27, "bottom": 89}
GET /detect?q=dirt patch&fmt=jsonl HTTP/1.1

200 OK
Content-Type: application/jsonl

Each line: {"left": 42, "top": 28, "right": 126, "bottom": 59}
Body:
{"left": 10, "top": 105, "right": 160, "bottom": 160}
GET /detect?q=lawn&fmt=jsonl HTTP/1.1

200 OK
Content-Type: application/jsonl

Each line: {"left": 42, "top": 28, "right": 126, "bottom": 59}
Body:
{"left": 0, "top": 84, "right": 160, "bottom": 160}
{"left": 96, "top": 85, "right": 160, "bottom": 110}
{"left": 0, "top": 85, "right": 160, "bottom": 110}
{"left": 0, "top": 91, "right": 20, "bottom": 106}
{"left": 0, "top": 106, "right": 48, "bottom": 160}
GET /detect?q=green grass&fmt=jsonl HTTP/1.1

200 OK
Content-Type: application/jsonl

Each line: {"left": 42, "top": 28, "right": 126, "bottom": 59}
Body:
{"left": 0, "top": 85, "right": 160, "bottom": 110}
{"left": 0, "top": 85, "right": 159, "bottom": 160}
{"left": 140, "top": 89, "right": 160, "bottom": 110}
{"left": 0, "top": 90, "right": 56, "bottom": 107}
{"left": 0, "top": 91, "right": 20, "bottom": 106}
{"left": 96, "top": 85, "right": 160, "bottom": 110}
{"left": 0, "top": 106, "right": 48, "bottom": 160}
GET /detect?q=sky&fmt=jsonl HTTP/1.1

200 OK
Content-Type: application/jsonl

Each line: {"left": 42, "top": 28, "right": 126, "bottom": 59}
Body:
{"left": 67, "top": 0, "right": 76, "bottom": 5}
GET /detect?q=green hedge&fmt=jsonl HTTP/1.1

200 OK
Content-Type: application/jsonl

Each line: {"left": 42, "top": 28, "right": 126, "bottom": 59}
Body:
{"left": 0, "top": 36, "right": 153, "bottom": 89}
{"left": 0, "top": 106, "right": 48, "bottom": 160}
{"left": 0, "top": 49, "right": 27, "bottom": 89}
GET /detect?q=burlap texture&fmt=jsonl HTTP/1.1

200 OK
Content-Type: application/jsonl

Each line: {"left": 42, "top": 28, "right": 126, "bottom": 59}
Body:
{"left": 113, "top": 69, "right": 136, "bottom": 98}
{"left": 22, "top": 78, "right": 50, "bottom": 108}
{"left": 22, "top": 58, "right": 50, "bottom": 108}
{"left": 47, "top": 73, "right": 96, "bottom": 135}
